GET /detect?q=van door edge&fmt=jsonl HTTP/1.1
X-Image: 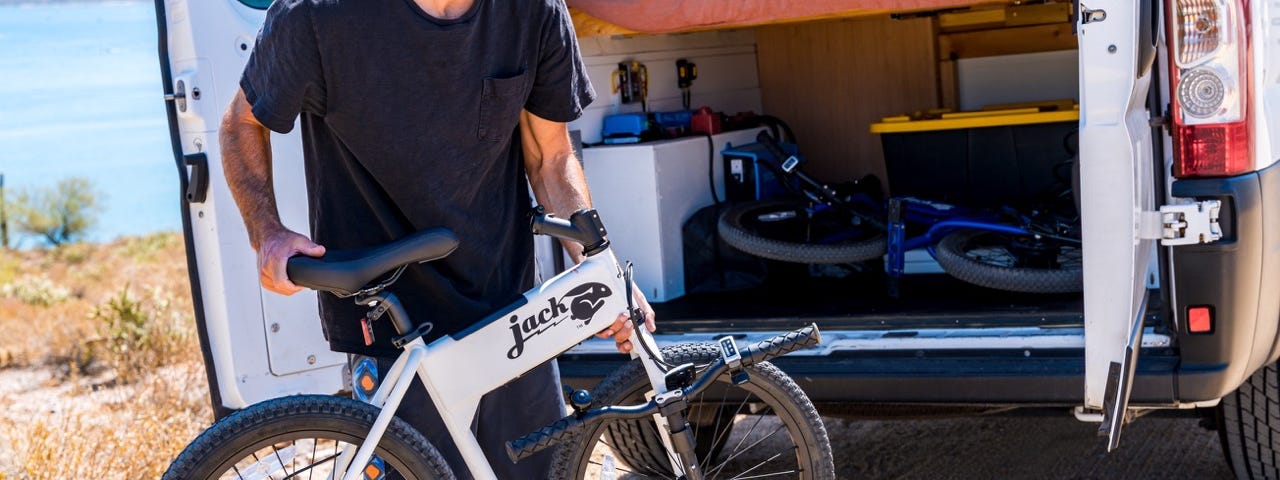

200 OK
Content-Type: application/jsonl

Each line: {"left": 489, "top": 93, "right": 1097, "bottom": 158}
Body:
{"left": 152, "top": 0, "right": 234, "bottom": 420}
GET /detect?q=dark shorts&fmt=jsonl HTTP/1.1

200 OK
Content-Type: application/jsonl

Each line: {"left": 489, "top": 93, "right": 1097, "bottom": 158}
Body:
{"left": 346, "top": 355, "right": 564, "bottom": 479}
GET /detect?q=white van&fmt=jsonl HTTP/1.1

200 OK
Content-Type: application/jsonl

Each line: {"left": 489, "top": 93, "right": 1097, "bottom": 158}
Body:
{"left": 155, "top": 0, "right": 1280, "bottom": 474}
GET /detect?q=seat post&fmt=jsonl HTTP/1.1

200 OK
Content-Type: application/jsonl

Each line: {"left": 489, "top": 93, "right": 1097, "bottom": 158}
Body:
{"left": 357, "top": 291, "right": 415, "bottom": 336}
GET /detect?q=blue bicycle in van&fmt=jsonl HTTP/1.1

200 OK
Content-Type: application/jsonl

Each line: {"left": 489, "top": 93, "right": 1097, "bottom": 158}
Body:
{"left": 716, "top": 131, "right": 1082, "bottom": 294}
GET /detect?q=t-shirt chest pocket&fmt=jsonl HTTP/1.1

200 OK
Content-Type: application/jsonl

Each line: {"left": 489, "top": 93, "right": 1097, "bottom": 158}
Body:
{"left": 478, "top": 73, "right": 530, "bottom": 142}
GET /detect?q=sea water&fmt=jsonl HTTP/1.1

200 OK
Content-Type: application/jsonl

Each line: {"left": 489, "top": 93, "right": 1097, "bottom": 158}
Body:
{"left": 0, "top": 0, "right": 179, "bottom": 245}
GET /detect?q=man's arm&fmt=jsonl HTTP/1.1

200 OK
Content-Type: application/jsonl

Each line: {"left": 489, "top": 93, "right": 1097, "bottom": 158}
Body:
{"left": 222, "top": 88, "right": 325, "bottom": 295}
{"left": 518, "top": 110, "right": 655, "bottom": 352}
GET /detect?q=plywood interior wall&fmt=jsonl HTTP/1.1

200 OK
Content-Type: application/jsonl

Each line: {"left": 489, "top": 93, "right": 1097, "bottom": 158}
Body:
{"left": 755, "top": 16, "right": 938, "bottom": 183}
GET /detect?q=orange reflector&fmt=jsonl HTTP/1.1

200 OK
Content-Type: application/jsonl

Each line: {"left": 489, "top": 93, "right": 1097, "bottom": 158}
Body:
{"left": 359, "top": 374, "right": 377, "bottom": 392}
{"left": 364, "top": 464, "right": 382, "bottom": 479}
{"left": 1189, "top": 306, "right": 1213, "bottom": 333}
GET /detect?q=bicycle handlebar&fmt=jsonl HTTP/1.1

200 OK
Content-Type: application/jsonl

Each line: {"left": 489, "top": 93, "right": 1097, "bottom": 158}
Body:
{"left": 529, "top": 207, "right": 610, "bottom": 255}
{"left": 505, "top": 324, "right": 822, "bottom": 463}
{"left": 754, "top": 132, "right": 888, "bottom": 231}
{"left": 742, "top": 323, "right": 821, "bottom": 367}
{"left": 505, "top": 414, "right": 589, "bottom": 463}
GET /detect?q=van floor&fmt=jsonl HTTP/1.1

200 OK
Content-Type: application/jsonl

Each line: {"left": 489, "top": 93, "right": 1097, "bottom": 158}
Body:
{"left": 650, "top": 266, "right": 1153, "bottom": 333}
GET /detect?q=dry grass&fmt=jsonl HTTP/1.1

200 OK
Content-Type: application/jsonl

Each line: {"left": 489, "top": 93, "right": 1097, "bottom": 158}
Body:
{"left": 0, "top": 233, "right": 211, "bottom": 479}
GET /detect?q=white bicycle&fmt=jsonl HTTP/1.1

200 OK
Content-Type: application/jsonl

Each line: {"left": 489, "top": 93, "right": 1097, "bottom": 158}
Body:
{"left": 164, "top": 208, "right": 834, "bottom": 480}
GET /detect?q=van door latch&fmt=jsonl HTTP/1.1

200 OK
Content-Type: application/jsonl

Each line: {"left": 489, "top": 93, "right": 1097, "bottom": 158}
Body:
{"left": 1139, "top": 201, "right": 1223, "bottom": 245}
{"left": 1081, "top": 5, "right": 1107, "bottom": 24}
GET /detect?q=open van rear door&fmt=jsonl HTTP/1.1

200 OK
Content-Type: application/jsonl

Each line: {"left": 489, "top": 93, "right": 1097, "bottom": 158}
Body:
{"left": 1078, "top": 1, "right": 1159, "bottom": 449}
{"left": 155, "top": 0, "right": 342, "bottom": 416}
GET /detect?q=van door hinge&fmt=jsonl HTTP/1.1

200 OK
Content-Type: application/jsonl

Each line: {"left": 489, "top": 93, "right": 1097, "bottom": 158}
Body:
{"left": 1138, "top": 200, "right": 1223, "bottom": 245}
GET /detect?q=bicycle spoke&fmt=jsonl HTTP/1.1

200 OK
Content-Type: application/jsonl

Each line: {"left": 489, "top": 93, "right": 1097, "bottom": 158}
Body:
{"left": 591, "top": 437, "right": 674, "bottom": 480}
{"left": 706, "top": 424, "right": 786, "bottom": 480}
{"left": 705, "top": 394, "right": 752, "bottom": 464}
{"left": 271, "top": 444, "right": 292, "bottom": 478}
{"left": 731, "top": 469, "right": 800, "bottom": 480}
{"left": 700, "top": 381, "right": 734, "bottom": 466}
{"left": 726, "top": 411, "right": 770, "bottom": 458}
{"left": 726, "top": 449, "right": 789, "bottom": 480}
{"left": 283, "top": 452, "right": 341, "bottom": 480}
{"left": 586, "top": 459, "right": 647, "bottom": 476}
{"left": 247, "top": 452, "right": 275, "bottom": 480}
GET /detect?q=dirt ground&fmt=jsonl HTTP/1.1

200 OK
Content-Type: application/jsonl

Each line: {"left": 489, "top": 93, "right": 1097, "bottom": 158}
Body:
{"left": 594, "top": 411, "right": 1230, "bottom": 479}
{"left": 818, "top": 413, "right": 1231, "bottom": 479}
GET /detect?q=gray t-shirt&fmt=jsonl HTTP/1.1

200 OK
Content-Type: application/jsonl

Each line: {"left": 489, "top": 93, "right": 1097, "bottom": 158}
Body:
{"left": 240, "top": 0, "right": 595, "bottom": 355}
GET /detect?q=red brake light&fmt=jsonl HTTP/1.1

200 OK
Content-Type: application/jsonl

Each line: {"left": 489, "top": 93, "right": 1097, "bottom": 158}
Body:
{"left": 1188, "top": 306, "right": 1214, "bottom": 333}
{"left": 1173, "top": 121, "right": 1252, "bottom": 177}
{"left": 1167, "top": 0, "right": 1253, "bottom": 178}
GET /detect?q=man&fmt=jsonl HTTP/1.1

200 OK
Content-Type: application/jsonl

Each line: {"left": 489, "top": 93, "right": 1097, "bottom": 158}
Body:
{"left": 219, "top": 0, "right": 655, "bottom": 477}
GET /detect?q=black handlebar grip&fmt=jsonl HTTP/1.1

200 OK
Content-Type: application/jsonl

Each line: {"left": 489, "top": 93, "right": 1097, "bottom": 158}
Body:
{"left": 742, "top": 323, "right": 822, "bottom": 367}
{"left": 506, "top": 414, "right": 589, "bottom": 463}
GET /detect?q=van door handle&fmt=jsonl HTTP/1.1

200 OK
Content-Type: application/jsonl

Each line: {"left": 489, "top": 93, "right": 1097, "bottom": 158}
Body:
{"left": 184, "top": 153, "right": 209, "bottom": 204}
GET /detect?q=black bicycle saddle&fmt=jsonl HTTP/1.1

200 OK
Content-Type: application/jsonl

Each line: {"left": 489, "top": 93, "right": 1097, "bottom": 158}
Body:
{"left": 286, "top": 228, "right": 459, "bottom": 296}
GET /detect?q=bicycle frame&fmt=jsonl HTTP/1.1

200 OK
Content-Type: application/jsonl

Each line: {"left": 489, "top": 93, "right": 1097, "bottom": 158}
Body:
{"left": 332, "top": 246, "right": 667, "bottom": 480}
{"left": 885, "top": 197, "right": 1053, "bottom": 277}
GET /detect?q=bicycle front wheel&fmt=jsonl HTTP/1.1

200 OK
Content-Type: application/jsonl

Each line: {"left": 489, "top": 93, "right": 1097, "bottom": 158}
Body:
{"left": 552, "top": 343, "right": 834, "bottom": 480}
{"left": 163, "top": 395, "right": 454, "bottom": 480}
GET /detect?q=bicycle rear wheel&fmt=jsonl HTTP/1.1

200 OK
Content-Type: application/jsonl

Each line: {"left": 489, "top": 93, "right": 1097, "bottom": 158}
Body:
{"left": 934, "top": 229, "right": 1083, "bottom": 293}
{"left": 163, "top": 395, "right": 453, "bottom": 480}
{"left": 552, "top": 343, "right": 835, "bottom": 480}
{"left": 718, "top": 198, "right": 886, "bottom": 264}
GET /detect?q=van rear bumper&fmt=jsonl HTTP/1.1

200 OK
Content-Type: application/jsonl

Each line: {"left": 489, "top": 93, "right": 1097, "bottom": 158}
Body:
{"left": 559, "top": 347, "right": 1180, "bottom": 405}
{"left": 1170, "top": 162, "right": 1280, "bottom": 402}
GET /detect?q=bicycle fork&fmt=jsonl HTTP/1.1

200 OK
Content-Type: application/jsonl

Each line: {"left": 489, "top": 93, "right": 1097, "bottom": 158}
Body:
{"left": 624, "top": 263, "right": 705, "bottom": 480}
{"left": 655, "top": 388, "right": 705, "bottom": 480}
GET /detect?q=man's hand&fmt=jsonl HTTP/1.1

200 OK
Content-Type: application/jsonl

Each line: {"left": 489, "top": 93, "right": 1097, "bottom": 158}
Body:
{"left": 256, "top": 228, "right": 326, "bottom": 296}
{"left": 596, "top": 284, "right": 656, "bottom": 354}
{"left": 222, "top": 88, "right": 324, "bottom": 296}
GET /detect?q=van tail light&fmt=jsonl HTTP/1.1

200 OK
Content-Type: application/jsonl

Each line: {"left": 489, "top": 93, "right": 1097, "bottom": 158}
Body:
{"left": 1167, "top": 0, "right": 1253, "bottom": 178}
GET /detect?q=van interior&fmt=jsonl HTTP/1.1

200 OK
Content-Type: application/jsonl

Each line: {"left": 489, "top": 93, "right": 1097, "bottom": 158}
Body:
{"left": 556, "top": 2, "right": 1164, "bottom": 335}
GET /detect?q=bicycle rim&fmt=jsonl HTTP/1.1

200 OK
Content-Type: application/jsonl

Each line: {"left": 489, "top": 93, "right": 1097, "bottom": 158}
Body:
{"left": 718, "top": 198, "right": 886, "bottom": 264}
{"left": 955, "top": 232, "right": 1081, "bottom": 271}
{"left": 205, "top": 431, "right": 421, "bottom": 480}
{"left": 934, "top": 229, "right": 1083, "bottom": 294}
{"left": 555, "top": 344, "right": 833, "bottom": 480}
{"left": 164, "top": 395, "right": 451, "bottom": 480}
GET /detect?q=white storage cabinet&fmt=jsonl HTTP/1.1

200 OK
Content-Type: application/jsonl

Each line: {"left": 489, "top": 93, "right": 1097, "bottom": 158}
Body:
{"left": 582, "top": 128, "right": 765, "bottom": 302}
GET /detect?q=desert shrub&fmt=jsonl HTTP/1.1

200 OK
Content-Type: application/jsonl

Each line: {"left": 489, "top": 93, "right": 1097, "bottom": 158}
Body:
{"left": 11, "top": 177, "right": 104, "bottom": 247}
{"left": 91, "top": 285, "right": 192, "bottom": 383}
{"left": 51, "top": 241, "right": 94, "bottom": 264}
{"left": 121, "top": 231, "right": 178, "bottom": 261}
{"left": 1, "top": 274, "right": 70, "bottom": 306}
